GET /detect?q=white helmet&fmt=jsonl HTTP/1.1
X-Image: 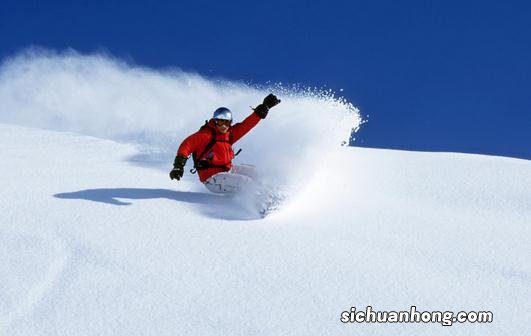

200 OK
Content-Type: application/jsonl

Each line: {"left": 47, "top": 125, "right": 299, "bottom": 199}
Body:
{"left": 213, "top": 107, "right": 232, "bottom": 121}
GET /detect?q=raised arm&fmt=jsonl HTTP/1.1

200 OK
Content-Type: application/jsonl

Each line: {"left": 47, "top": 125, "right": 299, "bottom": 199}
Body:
{"left": 230, "top": 94, "right": 281, "bottom": 144}
{"left": 230, "top": 112, "right": 262, "bottom": 144}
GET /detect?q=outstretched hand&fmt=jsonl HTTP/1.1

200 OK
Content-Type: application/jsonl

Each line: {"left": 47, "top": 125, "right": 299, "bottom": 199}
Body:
{"left": 254, "top": 93, "right": 280, "bottom": 119}
{"left": 263, "top": 93, "right": 281, "bottom": 108}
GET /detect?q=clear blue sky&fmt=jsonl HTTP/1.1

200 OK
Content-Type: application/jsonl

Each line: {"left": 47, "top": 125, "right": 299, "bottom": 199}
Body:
{"left": 2, "top": 0, "right": 530, "bottom": 159}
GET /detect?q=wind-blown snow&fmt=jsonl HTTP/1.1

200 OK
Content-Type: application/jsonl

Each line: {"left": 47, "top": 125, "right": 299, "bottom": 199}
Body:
{"left": 0, "top": 49, "right": 360, "bottom": 187}
{"left": 1, "top": 50, "right": 530, "bottom": 335}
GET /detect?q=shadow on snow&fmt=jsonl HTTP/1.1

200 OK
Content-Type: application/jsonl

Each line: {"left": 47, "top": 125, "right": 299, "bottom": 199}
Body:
{"left": 53, "top": 188, "right": 261, "bottom": 221}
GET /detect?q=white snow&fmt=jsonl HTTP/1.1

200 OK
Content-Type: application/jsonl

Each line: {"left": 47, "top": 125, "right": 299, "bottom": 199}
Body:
{"left": 1, "top": 51, "right": 530, "bottom": 335}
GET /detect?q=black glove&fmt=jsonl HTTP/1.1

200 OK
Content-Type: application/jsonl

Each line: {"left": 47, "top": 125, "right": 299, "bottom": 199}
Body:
{"left": 263, "top": 93, "right": 281, "bottom": 109}
{"left": 170, "top": 155, "right": 187, "bottom": 180}
{"left": 254, "top": 93, "right": 281, "bottom": 119}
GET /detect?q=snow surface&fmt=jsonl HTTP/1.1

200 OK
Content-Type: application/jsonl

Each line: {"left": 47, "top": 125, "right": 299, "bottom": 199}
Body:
{"left": 1, "top": 50, "right": 530, "bottom": 335}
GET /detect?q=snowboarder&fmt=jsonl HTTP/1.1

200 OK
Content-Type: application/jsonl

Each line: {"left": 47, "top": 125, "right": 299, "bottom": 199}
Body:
{"left": 170, "top": 94, "right": 281, "bottom": 193}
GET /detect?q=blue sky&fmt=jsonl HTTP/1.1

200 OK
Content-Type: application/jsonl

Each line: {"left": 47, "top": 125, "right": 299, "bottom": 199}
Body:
{"left": 2, "top": 0, "right": 530, "bottom": 159}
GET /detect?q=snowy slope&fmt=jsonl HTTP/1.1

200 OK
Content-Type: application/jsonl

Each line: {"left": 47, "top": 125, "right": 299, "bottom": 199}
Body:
{"left": 1, "top": 50, "right": 530, "bottom": 335}
{"left": 1, "top": 124, "right": 530, "bottom": 336}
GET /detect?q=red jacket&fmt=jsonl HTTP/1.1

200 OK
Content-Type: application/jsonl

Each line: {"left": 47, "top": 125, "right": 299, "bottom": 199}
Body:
{"left": 177, "top": 111, "right": 262, "bottom": 182}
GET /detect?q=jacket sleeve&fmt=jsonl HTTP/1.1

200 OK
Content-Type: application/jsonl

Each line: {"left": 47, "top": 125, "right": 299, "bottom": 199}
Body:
{"left": 177, "top": 129, "right": 211, "bottom": 157}
{"left": 230, "top": 111, "right": 262, "bottom": 144}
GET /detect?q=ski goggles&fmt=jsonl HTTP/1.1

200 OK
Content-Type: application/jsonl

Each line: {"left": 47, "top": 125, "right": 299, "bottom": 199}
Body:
{"left": 214, "top": 119, "right": 232, "bottom": 126}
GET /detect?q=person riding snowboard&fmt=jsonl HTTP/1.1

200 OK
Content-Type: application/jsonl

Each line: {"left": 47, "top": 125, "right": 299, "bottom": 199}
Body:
{"left": 170, "top": 94, "right": 281, "bottom": 193}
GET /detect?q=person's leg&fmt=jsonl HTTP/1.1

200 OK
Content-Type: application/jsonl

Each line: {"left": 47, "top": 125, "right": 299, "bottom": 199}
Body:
{"left": 230, "top": 164, "right": 257, "bottom": 179}
{"left": 203, "top": 172, "right": 255, "bottom": 194}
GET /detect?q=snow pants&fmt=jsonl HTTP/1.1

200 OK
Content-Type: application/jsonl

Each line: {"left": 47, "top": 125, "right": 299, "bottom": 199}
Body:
{"left": 203, "top": 164, "right": 257, "bottom": 194}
